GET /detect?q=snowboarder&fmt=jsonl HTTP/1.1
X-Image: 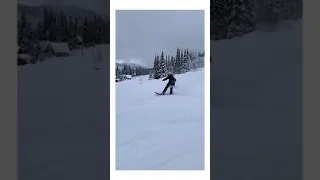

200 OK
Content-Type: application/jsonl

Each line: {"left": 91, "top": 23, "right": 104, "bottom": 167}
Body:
{"left": 161, "top": 73, "right": 176, "bottom": 95}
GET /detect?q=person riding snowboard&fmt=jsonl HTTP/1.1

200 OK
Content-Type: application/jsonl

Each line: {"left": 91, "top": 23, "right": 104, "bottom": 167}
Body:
{"left": 161, "top": 73, "right": 176, "bottom": 95}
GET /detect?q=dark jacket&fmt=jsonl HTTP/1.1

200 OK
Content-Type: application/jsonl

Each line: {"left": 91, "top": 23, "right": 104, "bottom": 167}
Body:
{"left": 162, "top": 74, "right": 176, "bottom": 85}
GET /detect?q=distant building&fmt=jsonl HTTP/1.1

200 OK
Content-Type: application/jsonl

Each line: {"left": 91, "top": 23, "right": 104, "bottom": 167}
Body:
{"left": 38, "top": 41, "right": 70, "bottom": 57}
{"left": 119, "top": 74, "right": 133, "bottom": 81}
{"left": 17, "top": 46, "right": 35, "bottom": 65}
{"left": 125, "top": 75, "right": 133, "bottom": 79}
{"left": 18, "top": 53, "right": 34, "bottom": 65}
{"left": 50, "top": 42, "right": 70, "bottom": 57}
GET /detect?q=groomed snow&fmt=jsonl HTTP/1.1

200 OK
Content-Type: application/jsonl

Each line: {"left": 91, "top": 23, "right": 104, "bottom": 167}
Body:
{"left": 116, "top": 70, "right": 205, "bottom": 170}
{"left": 18, "top": 18, "right": 302, "bottom": 180}
{"left": 18, "top": 46, "right": 110, "bottom": 180}
{"left": 210, "top": 20, "right": 302, "bottom": 180}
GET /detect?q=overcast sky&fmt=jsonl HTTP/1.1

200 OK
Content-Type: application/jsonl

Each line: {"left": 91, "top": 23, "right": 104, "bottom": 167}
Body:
{"left": 116, "top": 10, "right": 204, "bottom": 68}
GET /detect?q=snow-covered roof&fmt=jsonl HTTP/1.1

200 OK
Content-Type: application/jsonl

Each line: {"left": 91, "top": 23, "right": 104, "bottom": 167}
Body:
{"left": 50, "top": 42, "right": 70, "bottom": 53}
{"left": 38, "top": 41, "right": 70, "bottom": 53}
{"left": 18, "top": 54, "right": 33, "bottom": 60}
{"left": 125, "top": 75, "right": 132, "bottom": 78}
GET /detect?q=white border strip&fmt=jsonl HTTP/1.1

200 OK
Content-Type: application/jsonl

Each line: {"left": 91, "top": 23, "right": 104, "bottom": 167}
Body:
{"left": 110, "top": 0, "right": 210, "bottom": 180}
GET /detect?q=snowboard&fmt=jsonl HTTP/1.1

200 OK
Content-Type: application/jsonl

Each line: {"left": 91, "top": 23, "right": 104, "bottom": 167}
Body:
{"left": 155, "top": 92, "right": 173, "bottom": 95}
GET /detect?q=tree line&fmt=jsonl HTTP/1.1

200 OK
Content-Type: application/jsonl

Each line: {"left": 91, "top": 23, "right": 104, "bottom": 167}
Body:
{"left": 211, "top": 0, "right": 302, "bottom": 40}
{"left": 151, "top": 48, "right": 205, "bottom": 79}
{"left": 116, "top": 64, "right": 152, "bottom": 78}
{"left": 18, "top": 8, "right": 110, "bottom": 48}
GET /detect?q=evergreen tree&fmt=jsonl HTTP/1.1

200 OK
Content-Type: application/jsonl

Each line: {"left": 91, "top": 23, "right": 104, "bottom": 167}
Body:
{"left": 116, "top": 65, "right": 120, "bottom": 77}
{"left": 159, "top": 51, "right": 167, "bottom": 77}
{"left": 174, "top": 48, "right": 181, "bottom": 74}
{"left": 153, "top": 54, "right": 161, "bottom": 79}
{"left": 18, "top": 12, "right": 33, "bottom": 46}
{"left": 36, "top": 20, "right": 44, "bottom": 40}
{"left": 170, "top": 56, "right": 175, "bottom": 74}
{"left": 48, "top": 10, "right": 53, "bottom": 41}
{"left": 189, "top": 51, "right": 197, "bottom": 70}
{"left": 122, "top": 64, "right": 127, "bottom": 75}
{"left": 227, "top": 0, "right": 256, "bottom": 38}
{"left": 211, "top": 0, "right": 256, "bottom": 40}
{"left": 82, "top": 18, "right": 90, "bottom": 45}
{"left": 181, "top": 49, "right": 190, "bottom": 73}
{"left": 128, "top": 65, "right": 133, "bottom": 75}
{"left": 48, "top": 10, "right": 56, "bottom": 41}
{"left": 165, "top": 55, "right": 169, "bottom": 72}
{"left": 18, "top": 12, "right": 26, "bottom": 45}
{"left": 186, "top": 49, "right": 191, "bottom": 70}
{"left": 210, "top": 0, "right": 230, "bottom": 40}
{"left": 69, "top": 16, "right": 73, "bottom": 42}
{"left": 43, "top": 8, "right": 49, "bottom": 40}
{"left": 264, "top": 0, "right": 291, "bottom": 23}
{"left": 180, "top": 50, "right": 184, "bottom": 72}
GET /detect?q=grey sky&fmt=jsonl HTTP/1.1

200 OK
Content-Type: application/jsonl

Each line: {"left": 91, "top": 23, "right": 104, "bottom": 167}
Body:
{"left": 18, "top": 0, "right": 109, "bottom": 15}
{"left": 116, "top": 10, "right": 204, "bottom": 68}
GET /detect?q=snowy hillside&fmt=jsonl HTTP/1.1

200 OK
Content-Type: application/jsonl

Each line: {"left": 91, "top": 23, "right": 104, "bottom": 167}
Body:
{"left": 18, "top": 45, "right": 110, "bottom": 180}
{"left": 210, "top": 20, "right": 302, "bottom": 180}
{"left": 116, "top": 70, "right": 205, "bottom": 170}
{"left": 116, "top": 61, "right": 149, "bottom": 70}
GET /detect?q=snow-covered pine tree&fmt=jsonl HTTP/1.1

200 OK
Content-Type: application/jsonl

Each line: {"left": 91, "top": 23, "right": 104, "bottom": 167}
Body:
{"left": 189, "top": 51, "right": 197, "bottom": 70}
{"left": 18, "top": 12, "right": 33, "bottom": 46}
{"left": 116, "top": 65, "right": 120, "bottom": 77}
{"left": 170, "top": 56, "right": 175, "bottom": 74}
{"left": 174, "top": 48, "right": 181, "bottom": 74}
{"left": 165, "top": 55, "right": 169, "bottom": 73}
{"left": 186, "top": 49, "right": 191, "bottom": 71}
{"left": 122, "top": 64, "right": 128, "bottom": 75}
{"left": 153, "top": 54, "right": 157, "bottom": 77}
{"left": 181, "top": 49, "right": 186, "bottom": 73}
{"left": 82, "top": 18, "right": 90, "bottom": 46}
{"left": 159, "top": 51, "right": 167, "bottom": 78}
{"left": 175, "top": 48, "right": 182, "bottom": 74}
{"left": 153, "top": 54, "right": 161, "bottom": 79}
{"left": 227, "top": 0, "right": 257, "bottom": 38}
{"left": 211, "top": 0, "right": 256, "bottom": 40}
{"left": 129, "top": 66, "right": 133, "bottom": 75}
{"left": 198, "top": 52, "right": 205, "bottom": 68}
{"left": 180, "top": 50, "right": 184, "bottom": 72}
{"left": 210, "top": 0, "right": 231, "bottom": 40}
{"left": 181, "top": 49, "right": 190, "bottom": 73}
{"left": 265, "top": 0, "right": 291, "bottom": 23}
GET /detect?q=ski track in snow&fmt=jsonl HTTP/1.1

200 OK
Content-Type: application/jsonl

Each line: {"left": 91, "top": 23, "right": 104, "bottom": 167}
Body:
{"left": 116, "top": 70, "right": 205, "bottom": 170}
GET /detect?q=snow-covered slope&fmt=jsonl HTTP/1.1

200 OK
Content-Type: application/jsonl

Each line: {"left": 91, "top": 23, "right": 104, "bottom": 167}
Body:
{"left": 116, "top": 59, "right": 151, "bottom": 70}
{"left": 210, "top": 20, "right": 302, "bottom": 180}
{"left": 116, "top": 70, "right": 205, "bottom": 170}
{"left": 18, "top": 45, "right": 110, "bottom": 180}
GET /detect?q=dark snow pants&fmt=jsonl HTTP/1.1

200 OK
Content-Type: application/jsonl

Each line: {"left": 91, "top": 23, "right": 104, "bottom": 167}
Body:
{"left": 162, "top": 81, "right": 175, "bottom": 94}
